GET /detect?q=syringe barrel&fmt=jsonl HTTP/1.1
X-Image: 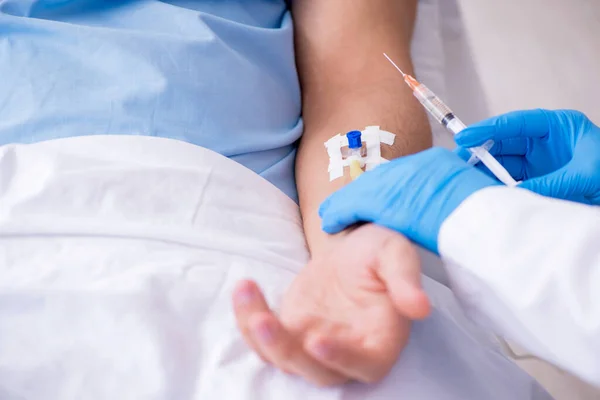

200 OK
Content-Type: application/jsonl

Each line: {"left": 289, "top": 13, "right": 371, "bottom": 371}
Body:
{"left": 445, "top": 118, "right": 467, "bottom": 135}
{"left": 412, "top": 84, "right": 454, "bottom": 124}
{"left": 410, "top": 80, "right": 518, "bottom": 187}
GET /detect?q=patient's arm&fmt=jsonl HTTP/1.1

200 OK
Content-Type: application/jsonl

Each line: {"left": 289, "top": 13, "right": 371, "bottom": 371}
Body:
{"left": 292, "top": 0, "right": 432, "bottom": 256}
{"left": 232, "top": 2, "right": 434, "bottom": 385}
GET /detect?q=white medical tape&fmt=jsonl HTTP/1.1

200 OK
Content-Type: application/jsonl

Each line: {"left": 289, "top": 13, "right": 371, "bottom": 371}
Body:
{"left": 324, "top": 127, "right": 396, "bottom": 180}
{"left": 325, "top": 134, "right": 344, "bottom": 181}
{"left": 363, "top": 126, "right": 395, "bottom": 171}
{"left": 379, "top": 130, "right": 396, "bottom": 145}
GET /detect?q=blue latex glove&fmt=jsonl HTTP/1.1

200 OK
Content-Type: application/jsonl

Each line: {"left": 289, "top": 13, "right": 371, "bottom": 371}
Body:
{"left": 455, "top": 109, "right": 600, "bottom": 205}
{"left": 319, "top": 148, "right": 499, "bottom": 254}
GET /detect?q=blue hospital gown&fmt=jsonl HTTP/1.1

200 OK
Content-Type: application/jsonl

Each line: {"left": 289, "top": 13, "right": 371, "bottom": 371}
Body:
{"left": 0, "top": 0, "right": 302, "bottom": 201}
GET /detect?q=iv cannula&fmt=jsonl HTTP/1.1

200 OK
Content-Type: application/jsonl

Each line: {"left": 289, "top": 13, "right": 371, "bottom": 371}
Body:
{"left": 383, "top": 53, "right": 518, "bottom": 187}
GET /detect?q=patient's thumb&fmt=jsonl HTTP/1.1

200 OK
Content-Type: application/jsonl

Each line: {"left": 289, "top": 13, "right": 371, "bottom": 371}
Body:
{"left": 377, "top": 237, "right": 431, "bottom": 320}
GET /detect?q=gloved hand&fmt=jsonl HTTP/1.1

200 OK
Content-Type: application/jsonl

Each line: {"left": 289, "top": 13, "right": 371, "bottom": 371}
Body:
{"left": 319, "top": 147, "right": 499, "bottom": 254}
{"left": 454, "top": 109, "right": 600, "bottom": 205}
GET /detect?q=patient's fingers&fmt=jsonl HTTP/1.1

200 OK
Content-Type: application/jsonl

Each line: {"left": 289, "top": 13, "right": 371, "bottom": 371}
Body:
{"left": 248, "top": 313, "right": 348, "bottom": 387}
{"left": 232, "top": 280, "right": 271, "bottom": 362}
{"left": 305, "top": 334, "right": 399, "bottom": 384}
{"left": 376, "top": 234, "right": 430, "bottom": 320}
{"left": 233, "top": 280, "right": 347, "bottom": 386}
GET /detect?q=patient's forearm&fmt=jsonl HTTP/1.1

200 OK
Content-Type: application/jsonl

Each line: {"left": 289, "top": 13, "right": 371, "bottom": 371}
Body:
{"left": 292, "top": 0, "right": 432, "bottom": 255}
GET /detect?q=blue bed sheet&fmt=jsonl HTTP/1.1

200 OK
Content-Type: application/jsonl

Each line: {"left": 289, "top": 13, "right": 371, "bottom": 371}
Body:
{"left": 0, "top": 0, "right": 302, "bottom": 201}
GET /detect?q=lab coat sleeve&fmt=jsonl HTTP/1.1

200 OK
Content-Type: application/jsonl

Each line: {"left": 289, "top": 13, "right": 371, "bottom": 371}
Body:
{"left": 438, "top": 186, "right": 600, "bottom": 387}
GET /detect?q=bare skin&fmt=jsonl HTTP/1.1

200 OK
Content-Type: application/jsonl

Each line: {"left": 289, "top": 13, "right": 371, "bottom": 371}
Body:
{"left": 233, "top": 0, "right": 433, "bottom": 386}
{"left": 233, "top": 225, "right": 430, "bottom": 386}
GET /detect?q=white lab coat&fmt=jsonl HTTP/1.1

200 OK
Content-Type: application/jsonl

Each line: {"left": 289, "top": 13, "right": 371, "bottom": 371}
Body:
{"left": 438, "top": 186, "right": 600, "bottom": 387}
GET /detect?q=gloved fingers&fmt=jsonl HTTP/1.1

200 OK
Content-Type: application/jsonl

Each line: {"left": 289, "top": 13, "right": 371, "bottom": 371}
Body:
{"left": 527, "top": 162, "right": 600, "bottom": 206}
{"left": 318, "top": 188, "right": 341, "bottom": 218}
{"left": 476, "top": 155, "right": 527, "bottom": 181}
{"left": 453, "top": 146, "right": 472, "bottom": 163}
{"left": 455, "top": 109, "right": 551, "bottom": 148}
{"left": 319, "top": 182, "right": 371, "bottom": 218}
{"left": 454, "top": 147, "right": 527, "bottom": 181}
{"left": 376, "top": 234, "right": 430, "bottom": 320}
{"left": 488, "top": 137, "right": 529, "bottom": 156}
{"left": 320, "top": 204, "right": 376, "bottom": 235}
{"left": 454, "top": 137, "right": 528, "bottom": 159}
{"left": 519, "top": 166, "right": 579, "bottom": 201}
{"left": 586, "top": 192, "right": 600, "bottom": 206}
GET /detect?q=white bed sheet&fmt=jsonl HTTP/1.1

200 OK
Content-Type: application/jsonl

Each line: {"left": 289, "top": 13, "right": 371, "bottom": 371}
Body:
{"left": 0, "top": 136, "right": 551, "bottom": 399}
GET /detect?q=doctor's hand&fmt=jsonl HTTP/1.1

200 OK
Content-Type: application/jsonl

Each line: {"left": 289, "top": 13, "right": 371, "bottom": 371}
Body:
{"left": 319, "top": 147, "right": 499, "bottom": 254}
{"left": 455, "top": 109, "right": 600, "bottom": 204}
{"left": 232, "top": 224, "right": 430, "bottom": 387}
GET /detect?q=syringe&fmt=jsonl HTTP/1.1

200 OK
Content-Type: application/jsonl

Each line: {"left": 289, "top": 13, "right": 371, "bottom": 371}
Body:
{"left": 383, "top": 53, "right": 518, "bottom": 187}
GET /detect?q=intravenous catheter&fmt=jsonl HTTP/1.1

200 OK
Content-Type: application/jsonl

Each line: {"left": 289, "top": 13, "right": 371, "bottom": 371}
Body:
{"left": 383, "top": 53, "right": 518, "bottom": 187}
{"left": 346, "top": 130, "right": 365, "bottom": 180}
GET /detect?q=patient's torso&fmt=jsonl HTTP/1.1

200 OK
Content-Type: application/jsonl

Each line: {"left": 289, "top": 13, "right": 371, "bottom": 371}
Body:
{"left": 0, "top": 0, "right": 301, "bottom": 200}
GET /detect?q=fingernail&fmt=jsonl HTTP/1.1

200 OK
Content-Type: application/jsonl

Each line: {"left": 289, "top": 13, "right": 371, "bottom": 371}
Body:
{"left": 235, "top": 287, "right": 255, "bottom": 306}
{"left": 257, "top": 321, "right": 275, "bottom": 344}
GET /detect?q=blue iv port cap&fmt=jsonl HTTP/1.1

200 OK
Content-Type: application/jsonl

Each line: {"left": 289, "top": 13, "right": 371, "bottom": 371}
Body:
{"left": 346, "top": 130, "right": 362, "bottom": 149}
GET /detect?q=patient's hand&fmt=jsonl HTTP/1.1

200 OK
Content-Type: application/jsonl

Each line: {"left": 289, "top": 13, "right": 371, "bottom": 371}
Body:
{"left": 232, "top": 224, "right": 431, "bottom": 387}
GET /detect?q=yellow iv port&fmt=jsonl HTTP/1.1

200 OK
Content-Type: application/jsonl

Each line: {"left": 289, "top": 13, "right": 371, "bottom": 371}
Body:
{"left": 349, "top": 159, "right": 364, "bottom": 180}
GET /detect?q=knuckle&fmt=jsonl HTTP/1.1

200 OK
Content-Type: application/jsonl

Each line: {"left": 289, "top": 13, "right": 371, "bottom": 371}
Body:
{"left": 562, "top": 109, "right": 587, "bottom": 121}
{"left": 496, "top": 114, "right": 511, "bottom": 130}
{"left": 556, "top": 110, "right": 591, "bottom": 131}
